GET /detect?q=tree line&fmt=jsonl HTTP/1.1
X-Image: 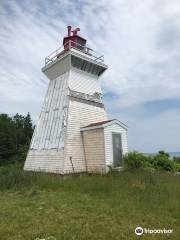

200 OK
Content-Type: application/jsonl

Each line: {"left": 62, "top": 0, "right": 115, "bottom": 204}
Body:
{"left": 0, "top": 113, "right": 34, "bottom": 166}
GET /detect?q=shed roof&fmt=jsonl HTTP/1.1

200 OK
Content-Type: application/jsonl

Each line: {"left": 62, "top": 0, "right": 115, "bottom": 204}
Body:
{"left": 83, "top": 119, "right": 114, "bottom": 128}
{"left": 81, "top": 119, "right": 128, "bottom": 131}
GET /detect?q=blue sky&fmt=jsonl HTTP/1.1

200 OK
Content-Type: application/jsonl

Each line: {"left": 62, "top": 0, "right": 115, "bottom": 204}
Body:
{"left": 0, "top": 0, "right": 180, "bottom": 152}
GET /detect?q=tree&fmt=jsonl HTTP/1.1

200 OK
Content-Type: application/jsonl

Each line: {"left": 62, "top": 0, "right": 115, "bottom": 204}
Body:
{"left": 0, "top": 113, "right": 34, "bottom": 166}
{"left": 0, "top": 115, "right": 16, "bottom": 165}
{"left": 24, "top": 112, "right": 34, "bottom": 145}
{"left": 158, "top": 150, "right": 170, "bottom": 158}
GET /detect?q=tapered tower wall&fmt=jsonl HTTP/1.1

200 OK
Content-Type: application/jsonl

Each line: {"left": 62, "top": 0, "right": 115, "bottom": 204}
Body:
{"left": 24, "top": 149, "right": 64, "bottom": 173}
{"left": 69, "top": 68, "right": 101, "bottom": 95}
{"left": 63, "top": 98, "right": 107, "bottom": 174}
{"left": 24, "top": 27, "right": 109, "bottom": 174}
{"left": 24, "top": 71, "right": 69, "bottom": 173}
{"left": 31, "top": 72, "right": 69, "bottom": 149}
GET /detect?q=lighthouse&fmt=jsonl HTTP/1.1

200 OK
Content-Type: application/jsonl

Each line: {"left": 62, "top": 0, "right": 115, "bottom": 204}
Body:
{"left": 24, "top": 26, "right": 128, "bottom": 174}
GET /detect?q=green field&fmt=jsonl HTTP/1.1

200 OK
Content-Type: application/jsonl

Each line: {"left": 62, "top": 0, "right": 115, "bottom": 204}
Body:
{"left": 0, "top": 165, "right": 179, "bottom": 240}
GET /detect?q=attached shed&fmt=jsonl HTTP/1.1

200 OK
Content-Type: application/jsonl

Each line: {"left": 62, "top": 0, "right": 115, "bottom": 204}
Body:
{"left": 81, "top": 119, "right": 128, "bottom": 173}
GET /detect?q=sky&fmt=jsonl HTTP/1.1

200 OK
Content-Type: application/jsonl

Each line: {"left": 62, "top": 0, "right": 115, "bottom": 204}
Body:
{"left": 0, "top": 0, "right": 180, "bottom": 152}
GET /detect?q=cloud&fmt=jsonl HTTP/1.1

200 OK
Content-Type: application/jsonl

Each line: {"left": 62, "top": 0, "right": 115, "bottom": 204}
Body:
{"left": 0, "top": 0, "right": 180, "bottom": 151}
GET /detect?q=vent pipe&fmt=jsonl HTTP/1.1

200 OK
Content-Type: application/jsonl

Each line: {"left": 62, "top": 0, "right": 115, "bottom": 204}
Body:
{"left": 67, "top": 26, "right": 71, "bottom": 37}
{"left": 72, "top": 27, "right": 80, "bottom": 36}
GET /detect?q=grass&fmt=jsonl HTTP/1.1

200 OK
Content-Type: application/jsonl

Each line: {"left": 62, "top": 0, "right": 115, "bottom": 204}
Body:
{"left": 0, "top": 164, "right": 179, "bottom": 240}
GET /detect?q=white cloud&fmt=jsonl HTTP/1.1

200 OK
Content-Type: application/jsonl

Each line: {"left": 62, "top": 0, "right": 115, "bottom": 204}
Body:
{"left": 0, "top": 0, "right": 180, "bottom": 151}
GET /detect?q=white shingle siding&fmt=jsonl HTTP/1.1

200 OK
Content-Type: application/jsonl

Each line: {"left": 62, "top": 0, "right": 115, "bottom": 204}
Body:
{"left": 104, "top": 123, "right": 128, "bottom": 166}
{"left": 69, "top": 68, "right": 102, "bottom": 95}
{"left": 24, "top": 67, "right": 108, "bottom": 174}
{"left": 24, "top": 149, "right": 64, "bottom": 174}
{"left": 82, "top": 129, "right": 106, "bottom": 173}
{"left": 63, "top": 99, "right": 107, "bottom": 174}
{"left": 30, "top": 71, "right": 69, "bottom": 150}
{"left": 24, "top": 46, "right": 128, "bottom": 174}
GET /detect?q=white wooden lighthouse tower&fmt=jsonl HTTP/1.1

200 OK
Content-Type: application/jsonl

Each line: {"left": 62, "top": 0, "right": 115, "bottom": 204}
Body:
{"left": 24, "top": 26, "right": 128, "bottom": 174}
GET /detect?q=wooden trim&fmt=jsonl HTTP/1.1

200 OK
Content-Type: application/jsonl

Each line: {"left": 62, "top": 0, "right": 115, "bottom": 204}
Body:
{"left": 69, "top": 96, "right": 105, "bottom": 108}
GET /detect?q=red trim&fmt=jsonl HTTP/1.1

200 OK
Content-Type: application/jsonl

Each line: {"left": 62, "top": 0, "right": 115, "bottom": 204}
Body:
{"left": 83, "top": 119, "right": 115, "bottom": 128}
{"left": 63, "top": 36, "right": 87, "bottom": 45}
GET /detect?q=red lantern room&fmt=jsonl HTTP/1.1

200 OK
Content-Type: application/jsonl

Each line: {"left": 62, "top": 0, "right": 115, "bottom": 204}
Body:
{"left": 63, "top": 26, "right": 87, "bottom": 51}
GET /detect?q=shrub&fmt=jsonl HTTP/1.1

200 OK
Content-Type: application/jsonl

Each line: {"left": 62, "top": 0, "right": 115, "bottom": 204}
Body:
{"left": 124, "top": 151, "right": 152, "bottom": 169}
{"left": 173, "top": 157, "right": 180, "bottom": 164}
{"left": 158, "top": 150, "right": 170, "bottom": 158}
{"left": 124, "top": 151, "right": 177, "bottom": 172}
{"left": 175, "top": 163, "right": 180, "bottom": 172}
{"left": 152, "top": 153, "right": 175, "bottom": 172}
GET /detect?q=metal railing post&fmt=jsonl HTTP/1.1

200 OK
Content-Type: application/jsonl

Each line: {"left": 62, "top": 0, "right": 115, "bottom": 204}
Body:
{"left": 44, "top": 40, "right": 104, "bottom": 66}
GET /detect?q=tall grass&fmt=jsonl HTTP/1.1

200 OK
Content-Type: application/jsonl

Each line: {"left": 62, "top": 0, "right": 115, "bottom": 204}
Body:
{"left": 0, "top": 163, "right": 179, "bottom": 195}
{"left": 0, "top": 163, "right": 63, "bottom": 191}
{"left": 0, "top": 164, "right": 179, "bottom": 239}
